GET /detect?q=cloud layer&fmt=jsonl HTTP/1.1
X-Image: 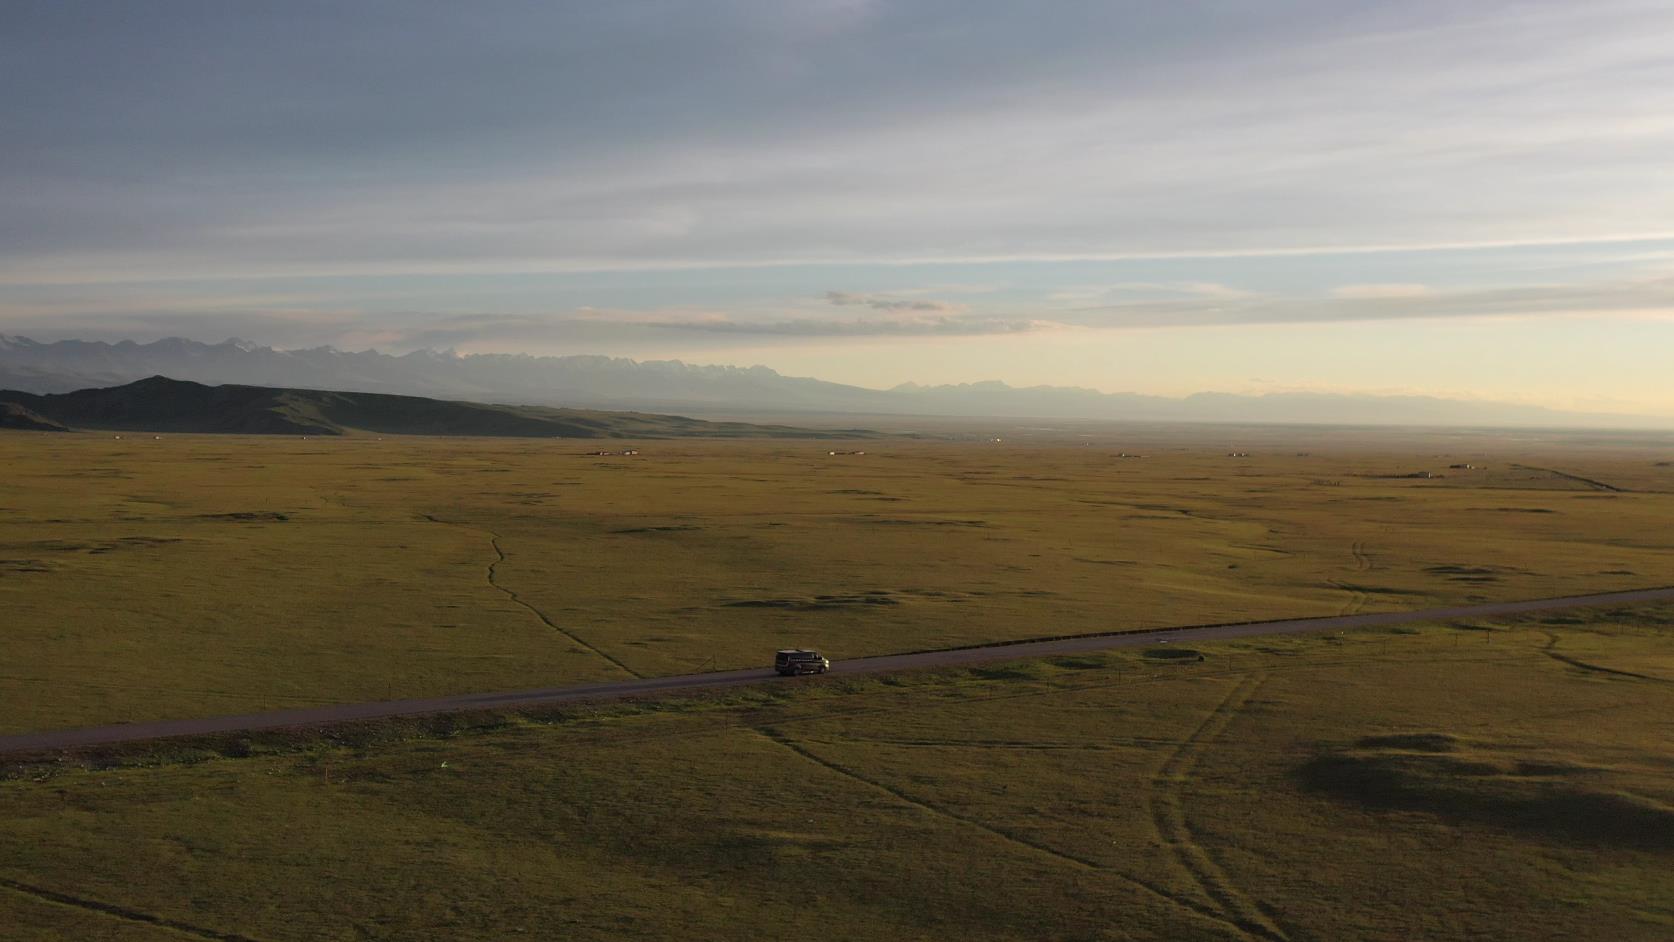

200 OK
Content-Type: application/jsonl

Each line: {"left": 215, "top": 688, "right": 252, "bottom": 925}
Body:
{"left": 5, "top": 1, "right": 1674, "bottom": 283}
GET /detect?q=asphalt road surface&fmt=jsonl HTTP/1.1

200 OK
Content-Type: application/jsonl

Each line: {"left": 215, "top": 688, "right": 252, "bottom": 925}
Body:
{"left": 4, "top": 585, "right": 1672, "bottom": 756}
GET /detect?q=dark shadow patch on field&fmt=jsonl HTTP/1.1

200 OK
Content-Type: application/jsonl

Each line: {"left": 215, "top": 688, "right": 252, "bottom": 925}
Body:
{"left": 613, "top": 525, "right": 703, "bottom": 534}
{"left": 484, "top": 491, "right": 566, "bottom": 505}
{"left": 0, "top": 558, "right": 52, "bottom": 574}
{"left": 967, "top": 665, "right": 1043, "bottom": 681}
{"left": 1299, "top": 738, "right": 1674, "bottom": 850}
{"left": 1231, "top": 543, "right": 1294, "bottom": 556}
{"left": 1143, "top": 648, "right": 1206, "bottom": 661}
{"left": 1323, "top": 582, "right": 1427, "bottom": 597}
{"left": 1617, "top": 606, "right": 1674, "bottom": 627}
{"left": 198, "top": 511, "right": 290, "bottom": 522}
{"left": 853, "top": 517, "right": 989, "bottom": 528}
{"left": 1049, "top": 656, "right": 1108, "bottom": 670}
{"left": 16, "top": 536, "right": 185, "bottom": 556}
{"left": 723, "top": 592, "right": 902, "bottom": 611}
{"left": 1424, "top": 564, "right": 1528, "bottom": 584}
{"left": 63, "top": 468, "right": 135, "bottom": 479}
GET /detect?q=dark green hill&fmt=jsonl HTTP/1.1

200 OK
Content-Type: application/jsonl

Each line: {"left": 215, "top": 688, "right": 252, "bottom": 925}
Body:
{"left": 0, "top": 376, "right": 875, "bottom": 439}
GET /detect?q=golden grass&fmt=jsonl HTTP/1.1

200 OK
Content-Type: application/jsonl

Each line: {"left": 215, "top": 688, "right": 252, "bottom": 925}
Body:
{"left": 3, "top": 429, "right": 1673, "bottom": 732}
{"left": 3, "top": 611, "right": 1671, "bottom": 940}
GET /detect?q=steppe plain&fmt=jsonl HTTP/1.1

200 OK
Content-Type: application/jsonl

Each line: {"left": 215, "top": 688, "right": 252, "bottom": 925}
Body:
{"left": 3, "top": 423, "right": 1674, "bottom": 940}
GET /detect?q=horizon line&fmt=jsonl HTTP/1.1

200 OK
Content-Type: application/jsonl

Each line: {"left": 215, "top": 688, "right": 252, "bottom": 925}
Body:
{"left": 6, "top": 331, "right": 1674, "bottom": 425}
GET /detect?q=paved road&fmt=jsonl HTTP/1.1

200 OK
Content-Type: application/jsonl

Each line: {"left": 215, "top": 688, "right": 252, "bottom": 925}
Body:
{"left": 4, "top": 585, "right": 1673, "bottom": 757}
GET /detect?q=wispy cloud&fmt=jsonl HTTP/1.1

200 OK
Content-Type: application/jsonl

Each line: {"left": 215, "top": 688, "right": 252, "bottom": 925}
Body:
{"left": 823, "top": 291, "right": 959, "bottom": 312}
{"left": 1331, "top": 283, "right": 1432, "bottom": 300}
{"left": 635, "top": 314, "right": 1058, "bottom": 337}
{"left": 1069, "top": 274, "right": 1674, "bottom": 328}
{"left": 1048, "top": 282, "right": 1256, "bottom": 304}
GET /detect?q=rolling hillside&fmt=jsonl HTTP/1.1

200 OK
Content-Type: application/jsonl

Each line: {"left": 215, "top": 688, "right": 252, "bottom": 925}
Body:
{"left": 0, "top": 376, "right": 874, "bottom": 439}
{"left": 0, "top": 401, "right": 67, "bottom": 432}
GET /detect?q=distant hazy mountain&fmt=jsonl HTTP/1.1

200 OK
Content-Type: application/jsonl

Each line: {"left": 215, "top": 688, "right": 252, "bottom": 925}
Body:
{"left": 0, "top": 334, "right": 1664, "bottom": 429}
{"left": 0, "top": 376, "right": 874, "bottom": 439}
{"left": 0, "top": 334, "right": 886, "bottom": 412}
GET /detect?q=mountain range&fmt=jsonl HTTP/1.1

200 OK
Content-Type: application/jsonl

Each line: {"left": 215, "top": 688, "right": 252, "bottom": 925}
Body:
{"left": 0, "top": 376, "right": 868, "bottom": 439}
{"left": 0, "top": 334, "right": 1664, "bottom": 429}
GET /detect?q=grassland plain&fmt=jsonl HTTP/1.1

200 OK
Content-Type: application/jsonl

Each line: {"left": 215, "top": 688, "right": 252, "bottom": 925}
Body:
{"left": 3, "top": 428, "right": 1673, "bottom": 733}
{"left": 2, "top": 609, "right": 1672, "bottom": 941}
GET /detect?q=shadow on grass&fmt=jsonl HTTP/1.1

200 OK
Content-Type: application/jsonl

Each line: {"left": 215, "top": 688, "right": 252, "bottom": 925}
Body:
{"left": 1143, "top": 647, "right": 1205, "bottom": 661}
{"left": 1298, "top": 735, "right": 1674, "bottom": 851}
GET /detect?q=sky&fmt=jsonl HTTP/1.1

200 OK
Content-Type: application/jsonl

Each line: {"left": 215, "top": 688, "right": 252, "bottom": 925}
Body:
{"left": 3, "top": 0, "right": 1674, "bottom": 415}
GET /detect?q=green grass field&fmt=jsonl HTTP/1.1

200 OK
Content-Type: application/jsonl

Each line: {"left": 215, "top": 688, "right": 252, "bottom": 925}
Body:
{"left": 4, "top": 427, "right": 1673, "bottom": 939}
{"left": 4, "top": 608, "right": 1672, "bottom": 941}
{"left": 3, "top": 429, "right": 1673, "bottom": 733}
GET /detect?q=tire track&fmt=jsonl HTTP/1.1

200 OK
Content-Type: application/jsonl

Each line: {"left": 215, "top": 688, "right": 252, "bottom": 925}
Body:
{"left": 447, "top": 648, "right": 1541, "bottom": 759}
{"left": 1329, "top": 542, "right": 1372, "bottom": 614}
{"left": 420, "top": 514, "right": 641, "bottom": 679}
{"left": 392, "top": 648, "right": 1533, "bottom": 765}
{"left": 1147, "top": 675, "right": 1288, "bottom": 942}
{"left": 1327, "top": 580, "right": 1368, "bottom": 616}
{"left": 0, "top": 876, "right": 266, "bottom": 942}
{"left": 755, "top": 728, "right": 1259, "bottom": 941}
{"left": 1350, "top": 541, "right": 1372, "bottom": 572}
{"left": 1539, "top": 632, "right": 1671, "bottom": 685}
